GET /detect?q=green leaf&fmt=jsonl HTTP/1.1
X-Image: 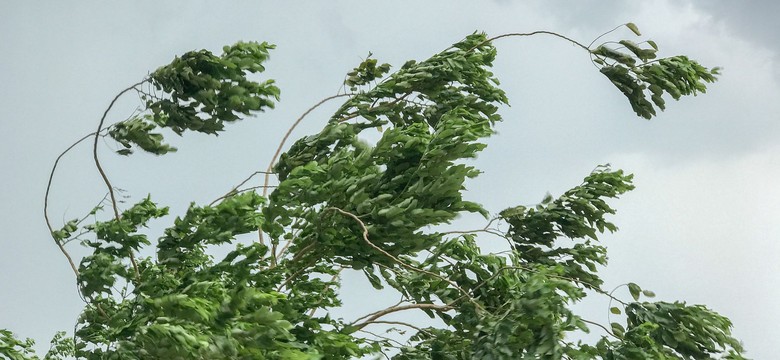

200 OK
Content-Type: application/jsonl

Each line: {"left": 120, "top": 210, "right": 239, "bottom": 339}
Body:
{"left": 626, "top": 22, "right": 642, "bottom": 36}
{"left": 628, "top": 282, "right": 642, "bottom": 301}
{"left": 647, "top": 40, "right": 658, "bottom": 50}
{"left": 610, "top": 307, "right": 622, "bottom": 315}
{"left": 611, "top": 322, "right": 626, "bottom": 338}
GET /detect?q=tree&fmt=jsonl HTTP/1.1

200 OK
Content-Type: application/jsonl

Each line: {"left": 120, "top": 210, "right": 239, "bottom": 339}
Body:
{"left": 2, "top": 23, "right": 745, "bottom": 359}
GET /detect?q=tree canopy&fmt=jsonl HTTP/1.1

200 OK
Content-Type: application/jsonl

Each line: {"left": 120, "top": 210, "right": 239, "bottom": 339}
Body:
{"left": 2, "top": 23, "right": 745, "bottom": 359}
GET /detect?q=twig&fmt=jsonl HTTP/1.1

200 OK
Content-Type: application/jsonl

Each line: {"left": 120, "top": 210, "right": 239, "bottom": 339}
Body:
{"left": 588, "top": 23, "right": 629, "bottom": 49}
{"left": 357, "top": 329, "right": 405, "bottom": 348}
{"left": 581, "top": 318, "right": 618, "bottom": 339}
{"left": 209, "top": 170, "right": 276, "bottom": 206}
{"left": 307, "top": 270, "right": 342, "bottom": 317}
{"left": 358, "top": 320, "right": 431, "bottom": 336}
{"left": 275, "top": 257, "right": 317, "bottom": 292}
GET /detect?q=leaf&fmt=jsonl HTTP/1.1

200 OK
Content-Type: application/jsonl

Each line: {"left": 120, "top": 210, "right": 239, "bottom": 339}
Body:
{"left": 628, "top": 282, "right": 642, "bottom": 301}
{"left": 626, "top": 22, "right": 642, "bottom": 36}
{"left": 363, "top": 268, "right": 384, "bottom": 290}
{"left": 610, "top": 307, "right": 622, "bottom": 315}
{"left": 642, "top": 289, "right": 656, "bottom": 298}
{"left": 610, "top": 322, "right": 625, "bottom": 338}
{"left": 647, "top": 40, "right": 658, "bottom": 50}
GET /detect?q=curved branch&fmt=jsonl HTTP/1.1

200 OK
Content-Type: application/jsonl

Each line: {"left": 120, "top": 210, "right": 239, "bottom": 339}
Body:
{"left": 588, "top": 23, "right": 629, "bottom": 49}
{"left": 261, "top": 93, "right": 353, "bottom": 198}
{"left": 357, "top": 329, "right": 406, "bottom": 348}
{"left": 351, "top": 303, "right": 453, "bottom": 330}
{"left": 93, "top": 80, "right": 146, "bottom": 219}
{"left": 92, "top": 79, "right": 147, "bottom": 279}
{"left": 44, "top": 132, "right": 97, "bottom": 276}
{"left": 580, "top": 318, "right": 619, "bottom": 339}
{"left": 443, "top": 264, "right": 628, "bottom": 312}
{"left": 209, "top": 170, "right": 275, "bottom": 206}
{"left": 325, "top": 207, "right": 480, "bottom": 309}
{"left": 357, "top": 320, "right": 432, "bottom": 336}
{"left": 259, "top": 93, "right": 353, "bottom": 246}
{"left": 469, "top": 30, "right": 591, "bottom": 53}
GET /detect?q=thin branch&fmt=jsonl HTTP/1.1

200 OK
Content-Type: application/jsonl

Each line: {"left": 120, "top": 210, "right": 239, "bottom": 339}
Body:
{"left": 581, "top": 318, "right": 618, "bottom": 339}
{"left": 607, "top": 283, "right": 633, "bottom": 324}
{"left": 273, "top": 233, "right": 297, "bottom": 262}
{"left": 259, "top": 93, "right": 353, "bottom": 245}
{"left": 446, "top": 264, "right": 628, "bottom": 308}
{"left": 261, "top": 93, "right": 352, "bottom": 198}
{"left": 588, "top": 23, "right": 628, "bottom": 49}
{"left": 335, "top": 92, "right": 411, "bottom": 123}
{"left": 44, "top": 132, "right": 97, "bottom": 276}
{"left": 358, "top": 320, "right": 431, "bottom": 336}
{"left": 307, "top": 270, "right": 342, "bottom": 317}
{"left": 275, "top": 257, "right": 317, "bottom": 292}
{"left": 469, "top": 31, "right": 591, "bottom": 53}
{"left": 357, "top": 329, "right": 406, "bottom": 348}
{"left": 209, "top": 170, "right": 276, "bottom": 206}
{"left": 351, "top": 303, "right": 453, "bottom": 330}
{"left": 92, "top": 79, "right": 147, "bottom": 280}
{"left": 325, "top": 207, "right": 478, "bottom": 308}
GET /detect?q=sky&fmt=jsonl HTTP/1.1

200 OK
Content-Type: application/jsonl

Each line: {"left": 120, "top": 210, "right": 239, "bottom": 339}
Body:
{"left": 1, "top": 1, "right": 777, "bottom": 357}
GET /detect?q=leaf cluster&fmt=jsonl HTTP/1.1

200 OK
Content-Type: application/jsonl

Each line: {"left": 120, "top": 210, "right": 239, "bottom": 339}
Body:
{"left": 591, "top": 24, "right": 720, "bottom": 119}
{"left": 109, "top": 41, "right": 281, "bottom": 155}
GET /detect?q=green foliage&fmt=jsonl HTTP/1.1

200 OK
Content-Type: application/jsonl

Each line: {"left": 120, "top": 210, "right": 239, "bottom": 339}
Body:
{"left": 4, "top": 24, "right": 747, "bottom": 359}
{"left": 108, "top": 41, "right": 281, "bottom": 155}
{"left": 0, "top": 330, "right": 73, "bottom": 360}
{"left": 590, "top": 24, "right": 720, "bottom": 119}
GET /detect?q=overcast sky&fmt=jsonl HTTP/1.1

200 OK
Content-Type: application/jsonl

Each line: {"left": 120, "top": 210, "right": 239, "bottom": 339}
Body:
{"left": 1, "top": 1, "right": 777, "bottom": 358}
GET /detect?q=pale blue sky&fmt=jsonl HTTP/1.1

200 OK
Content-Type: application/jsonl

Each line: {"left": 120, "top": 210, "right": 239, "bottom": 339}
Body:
{"left": 1, "top": 1, "right": 777, "bottom": 357}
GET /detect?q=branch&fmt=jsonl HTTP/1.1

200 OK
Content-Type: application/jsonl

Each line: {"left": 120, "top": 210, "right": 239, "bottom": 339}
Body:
{"left": 275, "top": 256, "right": 317, "bottom": 292}
{"left": 307, "top": 270, "right": 342, "bottom": 317}
{"left": 325, "top": 207, "right": 479, "bottom": 308}
{"left": 447, "top": 264, "right": 628, "bottom": 308}
{"left": 351, "top": 303, "right": 453, "bottom": 331}
{"left": 588, "top": 23, "right": 630, "bottom": 49}
{"left": 44, "top": 132, "right": 96, "bottom": 276}
{"left": 358, "top": 320, "right": 432, "bottom": 336}
{"left": 438, "top": 217, "right": 513, "bottom": 249}
{"left": 580, "top": 318, "right": 618, "bottom": 339}
{"left": 357, "top": 328, "right": 406, "bottom": 348}
{"left": 92, "top": 79, "right": 147, "bottom": 280}
{"left": 469, "top": 30, "right": 591, "bottom": 53}
{"left": 261, "top": 93, "right": 352, "bottom": 198}
{"left": 209, "top": 170, "right": 276, "bottom": 206}
{"left": 259, "top": 93, "right": 353, "bottom": 245}
{"left": 335, "top": 92, "right": 411, "bottom": 123}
